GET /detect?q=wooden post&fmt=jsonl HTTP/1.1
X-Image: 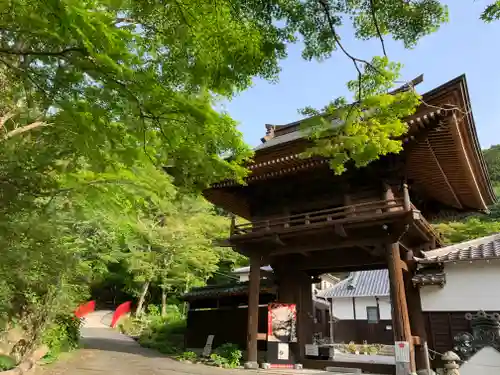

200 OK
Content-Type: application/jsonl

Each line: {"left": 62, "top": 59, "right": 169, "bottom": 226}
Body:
{"left": 245, "top": 253, "right": 261, "bottom": 369}
{"left": 230, "top": 214, "right": 236, "bottom": 235}
{"left": 403, "top": 183, "right": 411, "bottom": 211}
{"left": 383, "top": 182, "right": 396, "bottom": 212}
{"left": 386, "top": 242, "right": 415, "bottom": 373}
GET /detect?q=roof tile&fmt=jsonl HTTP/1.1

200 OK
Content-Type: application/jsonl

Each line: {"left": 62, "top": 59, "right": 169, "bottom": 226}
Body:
{"left": 317, "top": 269, "right": 389, "bottom": 299}
{"left": 416, "top": 233, "right": 500, "bottom": 264}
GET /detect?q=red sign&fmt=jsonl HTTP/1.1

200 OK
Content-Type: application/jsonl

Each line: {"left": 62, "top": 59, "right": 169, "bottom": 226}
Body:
{"left": 267, "top": 303, "right": 297, "bottom": 343}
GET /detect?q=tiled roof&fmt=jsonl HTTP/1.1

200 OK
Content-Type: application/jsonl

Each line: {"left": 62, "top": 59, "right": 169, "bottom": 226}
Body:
{"left": 182, "top": 280, "right": 276, "bottom": 300}
{"left": 317, "top": 269, "right": 389, "bottom": 299}
{"left": 416, "top": 233, "right": 500, "bottom": 264}
{"left": 412, "top": 272, "right": 446, "bottom": 287}
{"left": 254, "top": 110, "right": 447, "bottom": 152}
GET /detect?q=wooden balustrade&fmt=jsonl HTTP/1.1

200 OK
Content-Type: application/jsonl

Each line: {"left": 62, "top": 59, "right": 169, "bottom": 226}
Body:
{"left": 231, "top": 198, "right": 406, "bottom": 236}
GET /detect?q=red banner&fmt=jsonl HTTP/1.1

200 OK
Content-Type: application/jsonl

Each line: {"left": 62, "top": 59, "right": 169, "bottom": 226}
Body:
{"left": 75, "top": 300, "right": 96, "bottom": 318}
{"left": 267, "top": 303, "right": 297, "bottom": 343}
{"left": 111, "top": 301, "right": 131, "bottom": 328}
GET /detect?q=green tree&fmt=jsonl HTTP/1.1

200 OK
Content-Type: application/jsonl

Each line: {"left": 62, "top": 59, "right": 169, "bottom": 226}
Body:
{"left": 483, "top": 145, "right": 500, "bottom": 185}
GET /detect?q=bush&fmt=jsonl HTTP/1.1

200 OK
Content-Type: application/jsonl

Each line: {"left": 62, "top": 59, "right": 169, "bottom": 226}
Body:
{"left": 346, "top": 341, "right": 357, "bottom": 354}
{"left": 178, "top": 351, "right": 197, "bottom": 362}
{"left": 41, "top": 314, "right": 81, "bottom": 362}
{"left": 138, "top": 318, "right": 186, "bottom": 355}
{"left": 209, "top": 343, "right": 242, "bottom": 368}
{"left": 0, "top": 354, "right": 15, "bottom": 371}
{"left": 118, "top": 317, "right": 148, "bottom": 337}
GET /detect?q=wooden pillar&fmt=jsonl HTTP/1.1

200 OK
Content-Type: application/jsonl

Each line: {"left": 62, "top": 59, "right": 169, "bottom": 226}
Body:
{"left": 297, "top": 272, "right": 313, "bottom": 359}
{"left": 403, "top": 183, "right": 411, "bottom": 211}
{"left": 386, "top": 242, "right": 415, "bottom": 372}
{"left": 405, "top": 271, "right": 429, "bottom": 371}
{"left": 383, "top": 182, "right": 397, "bottom": 211}
{"left": 245, "top": 253, "right": 261, "bottom": 369}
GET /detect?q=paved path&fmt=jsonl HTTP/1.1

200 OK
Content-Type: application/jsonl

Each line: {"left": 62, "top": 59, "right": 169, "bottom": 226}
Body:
{"left": 35, "top": 312, "right": 331, "bottom": 375}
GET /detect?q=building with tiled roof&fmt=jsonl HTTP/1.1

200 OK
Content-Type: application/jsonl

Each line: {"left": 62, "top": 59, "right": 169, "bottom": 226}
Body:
{"left": 317, "top": 270, "right": 393, "bottom": 345}
{"left": 412, "top": 233, "right": 500, "bottom": 357}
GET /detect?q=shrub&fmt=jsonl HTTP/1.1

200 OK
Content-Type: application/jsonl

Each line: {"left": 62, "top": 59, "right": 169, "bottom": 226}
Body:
{"left": 368, "top": 345, "right": 379, "bottom": 355}
{"left": 346, "top": 341, "right": 357, "bottom": 354}
{"left": 138, "top": 318, "right": 186, "bottom": 355}
{"left": 118, "top": 317, "right": 148, "bottom": 337}
{"left": 0, "top": 354, "right": 15, "bottom": 371}
{"left": 178, "top": 351, "right": 197, "bottom": 362}
{"left": 210, "top": 343, "right": 242, "bottom": 368}
{"left": 41, "top": 314, "right": 81, "bottom": 362}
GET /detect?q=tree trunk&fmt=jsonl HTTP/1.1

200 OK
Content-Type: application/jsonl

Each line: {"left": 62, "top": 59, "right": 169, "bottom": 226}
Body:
{"left": 183, "top": 276, "right": 190, "bottom": 316}
{"left": 161, "top": 286, "right": 167, "bottom": 317}
{"left": 136, "top": 281, "right": 150, "bottom": 316}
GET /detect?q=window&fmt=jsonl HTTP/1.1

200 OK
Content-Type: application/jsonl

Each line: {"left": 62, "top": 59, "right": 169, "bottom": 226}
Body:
{"left": 366, "top": 306, "right": 379, "bottom": 324}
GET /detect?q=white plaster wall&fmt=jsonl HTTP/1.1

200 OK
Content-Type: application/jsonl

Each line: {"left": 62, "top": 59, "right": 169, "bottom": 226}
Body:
{"left": 420, "top": 261, "right": 500, "bottom": 311}
{"left": 331, "top": 296, "right": 392, "bottom": 320}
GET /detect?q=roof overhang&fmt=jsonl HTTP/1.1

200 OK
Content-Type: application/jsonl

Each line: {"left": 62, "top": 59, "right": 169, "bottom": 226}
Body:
{"left": 204, "top": 75, "right": 495, "bottom": 214}
{"left": 415, "top": 233, "right": 500, "bottom": 264}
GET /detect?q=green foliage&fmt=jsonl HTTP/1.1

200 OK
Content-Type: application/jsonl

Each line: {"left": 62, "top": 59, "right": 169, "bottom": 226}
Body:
{"left": 178, "top": 351, "right": 198, "bottom": 362}
{"left": 42, "top": 314, "right": 81, "bottom": 361}
{"left": 481, "top": 1, "right": 500, "bottom": 22}
{"left": 433, "top": 146, "right": 500, "bottom": 244}
{"left": 0, "top": 354, "right": 16, "bottom": 371}
{"left": 483, "top": 145, "right": 500, "bottom": 185}
{"left": 301, "top": 57, "right": 419, "bottom": 174}
{"left": 213, "top": 343, "right": 242, "bottom": 368}
{"left": 138, "top": 317, "right": 187, "bottom": 355}
{"left": 435, "top": 218, "right": 500, "bottom": 244}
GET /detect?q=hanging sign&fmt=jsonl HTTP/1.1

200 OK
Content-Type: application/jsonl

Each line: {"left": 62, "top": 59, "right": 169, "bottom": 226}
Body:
{"left": 277, "top": 343, "right": 289, "bottom": 360}
{"left": 267, "top": 303, "right": 297, "bottom": 343}
{"left": 305, "top": 344, "right": 319, "bottom": 357}
{"left": 394, "top": 341, "right": 410, "bottom": 363}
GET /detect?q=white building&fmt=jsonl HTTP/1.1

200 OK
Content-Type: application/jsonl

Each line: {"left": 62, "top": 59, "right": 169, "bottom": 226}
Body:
{"left": 317, "top": 269, "right": 394, "bottom": 344}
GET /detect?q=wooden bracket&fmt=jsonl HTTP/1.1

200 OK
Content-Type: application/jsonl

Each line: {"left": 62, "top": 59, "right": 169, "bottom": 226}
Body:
{"left": 398, "top": 259, "right": 409, "bottom": 272}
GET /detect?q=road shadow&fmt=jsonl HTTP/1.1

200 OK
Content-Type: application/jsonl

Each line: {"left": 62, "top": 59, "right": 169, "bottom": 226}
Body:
{"left": 80, "top": 328, "right": 164, "bottom": 358}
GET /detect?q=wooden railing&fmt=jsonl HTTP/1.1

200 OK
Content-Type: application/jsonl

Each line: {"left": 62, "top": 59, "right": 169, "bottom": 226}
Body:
{"left": 232, "top": 198, "right": 407, "bottom": 236}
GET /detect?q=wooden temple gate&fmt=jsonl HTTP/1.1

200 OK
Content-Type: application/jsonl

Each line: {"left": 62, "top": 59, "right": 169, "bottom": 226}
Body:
{"left": 202, "top": 75, "right": 495, "bottom": 373}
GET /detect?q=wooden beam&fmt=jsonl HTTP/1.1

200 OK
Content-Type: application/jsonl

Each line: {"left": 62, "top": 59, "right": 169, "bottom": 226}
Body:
{"left": 424, "top": 138, "right": 462, "bottom": 208}
{"left": 390, "top": 74, "right": 424, "bottom": 95}
{"left": 257, "top": 333, "right": 267, "bottom": 341}
{"left": 292, "top": 249, "right": 387, "bottom": 272}
{"left": 268, "top": 237, "right": 388, "bottom": 256}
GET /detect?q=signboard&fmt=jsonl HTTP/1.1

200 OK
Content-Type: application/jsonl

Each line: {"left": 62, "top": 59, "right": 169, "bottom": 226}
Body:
{"left": 267, "top": 303, "right": 297, "bottom": 365}
{"left": 305, "top": 344, "right": 319, "bottom": 357}
{"left": 202, "top": 335, "right": 215, "bottom": 357}
{"left": 277, "top": 343, "right": 289, "bottom": 360}
{"left": 267, "top": 303, "right": 297, "bottom": 343}
{"left": 394, "top": 341, "right": 410, "bottom": 363}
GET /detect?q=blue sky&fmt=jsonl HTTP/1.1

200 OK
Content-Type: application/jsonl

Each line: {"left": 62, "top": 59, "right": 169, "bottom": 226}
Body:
{"left": 223, "top": 1, "right": 500, "bottom": 150}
